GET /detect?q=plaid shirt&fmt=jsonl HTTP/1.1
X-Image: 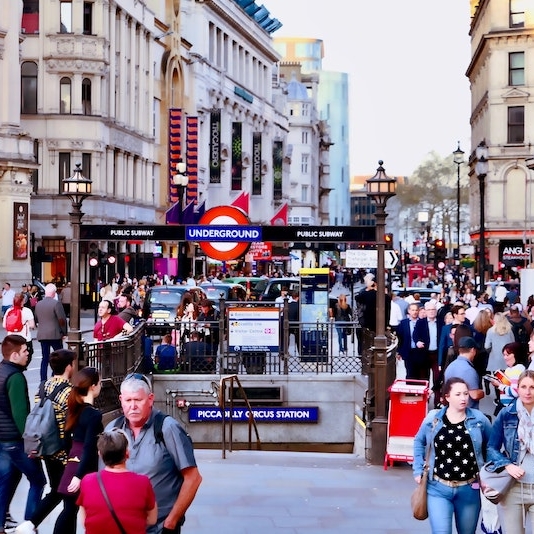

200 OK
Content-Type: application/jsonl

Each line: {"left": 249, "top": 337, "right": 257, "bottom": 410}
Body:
{"left": 34, "top": 377, "right": 72, "bottom": 463}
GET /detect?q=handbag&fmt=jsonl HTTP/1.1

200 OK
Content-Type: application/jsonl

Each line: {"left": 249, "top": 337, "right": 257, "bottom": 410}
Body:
{"left": 479, "top": 462, "right": 515, "bottom": 504}
{"left": 411, "top": 467, "right": 429, "bottom": 520}
{"left": 97, "top": 472, "right": 127, "bottom": 534}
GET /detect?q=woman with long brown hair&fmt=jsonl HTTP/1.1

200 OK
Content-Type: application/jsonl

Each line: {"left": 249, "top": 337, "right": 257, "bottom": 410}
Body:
{"left": 331, "top": 294, "right": 352, "bottom": 354}
{"left": 55, "top": 367, "right": 103, "bottom": 533}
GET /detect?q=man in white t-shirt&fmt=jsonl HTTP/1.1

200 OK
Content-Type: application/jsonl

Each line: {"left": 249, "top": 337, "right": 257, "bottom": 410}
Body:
{"left": 1, "top": 282, "right": 15, "bottom": 316}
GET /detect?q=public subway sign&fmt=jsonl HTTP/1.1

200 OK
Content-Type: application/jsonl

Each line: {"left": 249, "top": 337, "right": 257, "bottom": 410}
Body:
{"left": 80, "top": 224, "right": 376, "bottom": 244}
{"left": 188, "top": 406, "right": 319, "bottom": 423}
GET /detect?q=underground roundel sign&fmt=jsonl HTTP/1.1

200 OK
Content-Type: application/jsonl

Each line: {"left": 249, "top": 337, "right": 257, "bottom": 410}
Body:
{"left": 197, "top": 206, "right": 252, "bottom": 261}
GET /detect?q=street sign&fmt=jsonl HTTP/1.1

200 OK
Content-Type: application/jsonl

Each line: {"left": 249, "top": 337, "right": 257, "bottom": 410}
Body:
{"left": 345, "top": 250, "right": 377, "bottom": 268}
{"left": 385, "top": 250, "right": 399, "bottom": 269}
{"left": 345, "top": 249, "right": 398, "bottom": 269}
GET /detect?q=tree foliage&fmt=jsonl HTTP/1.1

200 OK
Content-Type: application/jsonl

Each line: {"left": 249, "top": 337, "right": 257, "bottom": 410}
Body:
{"left": 395, "top": 151, "right": 469, "bottom": 245}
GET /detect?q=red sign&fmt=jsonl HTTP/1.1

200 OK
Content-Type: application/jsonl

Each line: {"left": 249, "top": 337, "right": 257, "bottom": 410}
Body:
{"left": 197, "top": 206, "right": 251, "bottom": 261}
{"left": 249, "top": 242, "right": 272, "bottom": 260}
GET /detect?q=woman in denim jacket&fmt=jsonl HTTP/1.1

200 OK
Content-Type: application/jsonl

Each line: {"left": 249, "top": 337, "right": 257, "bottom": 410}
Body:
{"left": 413, "top": 377, "right": 492, "bottom": 534}
{"left": 487, "top": 369, "right": 534, "bottom": 534}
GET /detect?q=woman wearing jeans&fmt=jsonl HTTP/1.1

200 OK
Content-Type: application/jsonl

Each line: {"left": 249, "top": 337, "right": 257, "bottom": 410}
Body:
{"left": 487, "top": 369, "right": 534, "bottom": 534}
{"left": 413, "top": 377, "right": 492, "bottom": 534}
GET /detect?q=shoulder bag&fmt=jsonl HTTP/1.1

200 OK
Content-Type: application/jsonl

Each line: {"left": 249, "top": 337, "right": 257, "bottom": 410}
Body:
{"left": 411, "top": 422, "right": 437, "bottom": 521}
{"left": 97, "top": 472, "right": 127, "bottom": 534}
{"left": 479, "top": 462, "right": 515, "bottom": 504}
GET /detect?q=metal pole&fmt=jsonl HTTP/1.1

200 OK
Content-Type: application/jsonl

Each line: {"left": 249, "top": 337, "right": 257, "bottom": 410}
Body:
{"left": 67, "top": 204, "right": 83, "bottom": 367}
{"left": 479, "top": 175, "right": 486, "bottom": 289}
{"left": 457, "top": 163, "right": 461, "bottom": 252}
{"left": 371, "top": 204, "right": 388, "bottom": 466}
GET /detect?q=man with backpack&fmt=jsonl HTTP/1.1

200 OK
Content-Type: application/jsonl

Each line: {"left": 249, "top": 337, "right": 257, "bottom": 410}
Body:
{"left": 15, "top": 349, "right": 74, "bottom": 534}
{"left": 508, "top": 303, "right": 532, "bottom": 345}
{"left": 105, "top": 374, "right": 202, "bottom": 534}
{"left": 0, "top": 335, "right": 46, "bottom": 532}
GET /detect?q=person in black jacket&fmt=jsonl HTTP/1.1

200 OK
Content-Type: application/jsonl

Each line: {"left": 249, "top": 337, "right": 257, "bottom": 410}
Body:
{"left": 287, "top": 291, "right": 300, "bottom": 355}
{"left": 197, "top": 299, "right": 219, "bottom": 356}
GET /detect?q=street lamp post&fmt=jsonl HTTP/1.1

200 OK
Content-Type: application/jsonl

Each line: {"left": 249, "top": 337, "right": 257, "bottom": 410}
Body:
{"left": 62, "top": 163, "right": 92, "bottom": 362}
{"left": 366, "top": 160, "right": 397, "bottom": 466}
{"left": 475, "top": 141, "right": 489, "bottom": 291}
{"left": 173, "top": 158, "right": 189, "bottom": 280}
{"left": 453, "top": 142, "right": 465, "bottom": 259}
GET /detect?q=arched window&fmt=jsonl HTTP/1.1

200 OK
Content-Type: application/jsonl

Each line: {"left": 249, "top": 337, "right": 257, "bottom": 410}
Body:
{"left": 60, "top": 77, "right": 71, "bottom": 114}
{"left": 21, "top": 61, "right": 38, "bottom": 114}
{"left": 82, "top": 78, "right": 92, "bottom": 115}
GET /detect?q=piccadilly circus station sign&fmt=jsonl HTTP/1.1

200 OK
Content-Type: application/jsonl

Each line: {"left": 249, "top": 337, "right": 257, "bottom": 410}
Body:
{"left": 185, "top": 205, "right": 259, "bottom": 261}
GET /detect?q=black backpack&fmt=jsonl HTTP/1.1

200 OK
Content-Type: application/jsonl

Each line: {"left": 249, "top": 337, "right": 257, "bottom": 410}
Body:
{"left": 114, "top": 411, "right": 169, "bottom": 446}
{"left": 23, "top": 381, "right": 69, "bottom": 458}
{"left": 510, "top": 317, "right": 529, "bottom": 344}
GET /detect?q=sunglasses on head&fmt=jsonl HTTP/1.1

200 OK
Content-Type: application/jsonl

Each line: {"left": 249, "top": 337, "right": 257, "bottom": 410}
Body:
{"left": 124, "top": 372, "right": 152, "bottom": 390}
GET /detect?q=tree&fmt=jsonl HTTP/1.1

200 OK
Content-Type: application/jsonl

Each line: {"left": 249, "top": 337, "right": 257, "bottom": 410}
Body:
{"left": 395, "top": 151, "right": 469, "bottom": 249}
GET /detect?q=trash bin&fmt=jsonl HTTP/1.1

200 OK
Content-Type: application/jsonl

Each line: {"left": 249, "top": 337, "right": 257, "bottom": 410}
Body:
{"left": 384, "top": 379, "right": 430, "bottom": 470}
{"left": 242, "top": 351, "right": 266, "bottom": 374}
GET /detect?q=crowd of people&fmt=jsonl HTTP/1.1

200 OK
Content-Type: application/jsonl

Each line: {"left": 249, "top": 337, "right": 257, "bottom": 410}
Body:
{"left": 0, "top": 336, "right": 201, "bottom": 534}
{"left": 399, "top": 277, "right": 534, "bottom": 533}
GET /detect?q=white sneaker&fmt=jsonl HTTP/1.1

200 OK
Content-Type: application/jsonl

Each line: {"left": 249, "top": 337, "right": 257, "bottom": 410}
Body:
{"left": 14, "top": 522, "right": 36, "bottom": 534}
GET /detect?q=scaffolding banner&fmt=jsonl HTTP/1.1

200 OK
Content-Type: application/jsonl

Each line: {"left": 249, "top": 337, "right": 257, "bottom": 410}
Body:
{"left": 273, "top": 141, "right": 283, "bottom": 200}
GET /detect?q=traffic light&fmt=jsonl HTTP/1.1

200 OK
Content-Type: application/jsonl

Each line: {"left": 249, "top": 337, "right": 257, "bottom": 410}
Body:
{"left": 107, "top": 243, "right": 117, "bottom": 265}
{"left": 434, "top": 239, "right": 447, "bottom": 265}
{"left": 88, "top": 242, "right": 99, "bottom": 267}
{"left": 384, "top": 233, "right": 393, "bottom": 248}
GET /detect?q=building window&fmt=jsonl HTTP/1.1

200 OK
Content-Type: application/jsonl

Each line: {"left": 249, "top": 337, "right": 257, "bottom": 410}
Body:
{"left": 82, "top": 153, "right": 91, "bottom": 181}
{"left": 301, "top": 184, "right": 309, "bottom": 202}
{"left": 83, "top": 2, "right": 93, "bottom": 34}
{"left": 301, "top": 131, "right": 309, "bottom": 144}
{"left": 32, "top": 139, "right": 39, "bottom": 193}
{"left": 301, "top": 154, "right": 309, "bottom": 174}
{"left": 510, "top": 0, "right": 525, "bottom": 28}
{"left": 508, "top": 106, "right": 524, "bottom": 144}
{"left": 58, "top": 152, "right": 71, "bottom": 193}
{"left": 22, "top": 0, "right": 39, "bottom": 33}
{"left": 509, "top": 52, "right": 524, "bottom": 86}
{"left": 60, "top": 77, "right": 71, "bottom": 114}
{"left": 302, "top": 103, "right": 310, "bottom": 117}
{"left": 60, "top": 1, "right": 72, "bottom": 33}
{"left": 82, "top": 78, "right": 92, "bottom": 115}
{"left": 21, "top": 61, "right": 37, "bottom": 114}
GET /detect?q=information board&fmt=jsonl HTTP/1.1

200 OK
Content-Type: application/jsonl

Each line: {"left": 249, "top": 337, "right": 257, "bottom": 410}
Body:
{"left": 228, "top": 306, "right": 280, "bottom": 352}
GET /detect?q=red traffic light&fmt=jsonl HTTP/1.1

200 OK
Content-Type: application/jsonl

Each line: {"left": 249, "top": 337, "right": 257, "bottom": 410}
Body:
{"left": 434, "top": 239, "right": 445, "bottom": 248}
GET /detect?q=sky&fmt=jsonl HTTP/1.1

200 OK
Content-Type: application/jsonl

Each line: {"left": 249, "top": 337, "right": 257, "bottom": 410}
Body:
{"left": 264, "top": 0, "right": 472, "bottom": 177}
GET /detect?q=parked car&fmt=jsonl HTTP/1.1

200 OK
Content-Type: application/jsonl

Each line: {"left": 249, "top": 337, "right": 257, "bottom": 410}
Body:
{"left": 142, "top": 285, "right": 205, "bottom": 336}
{"left": 258, "top": 277, "right": 300, "bottom": 301}
{"left": 224, "top": 277, "right": 264, "bottom": 300}
{"left": 199, "top": 283, "right": 247, "bottom": 307}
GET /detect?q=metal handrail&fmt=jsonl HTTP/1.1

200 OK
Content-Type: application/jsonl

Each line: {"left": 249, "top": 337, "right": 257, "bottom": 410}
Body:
{"left": 218, "top": 375, "right": 261, "bottom": 459}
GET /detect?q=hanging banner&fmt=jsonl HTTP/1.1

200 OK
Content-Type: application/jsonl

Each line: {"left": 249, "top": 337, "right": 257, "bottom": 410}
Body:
{"left": 168, "top": 108, "right": 182, "bottom": 203}
{"left": 252, "top": 132, "right": 262, "bottom": 195}
{"left": 209, "top": 110, "right": 221, "bottom": 184}
{"left": 273, "top": 140, "right": 283, "bottom": 200}
{"left": 13, "top": 202, "right": 29, "bottom": 260}
{"left": 186, "top": 116, "right": 198, "bottom": 205}
{"left": 231, "top": 122, "right": 242, "bottom": 191}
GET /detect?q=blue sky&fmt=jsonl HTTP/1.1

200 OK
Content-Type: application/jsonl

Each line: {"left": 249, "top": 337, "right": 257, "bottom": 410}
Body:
{"left": 265, "top": 0, "right": 472, "bottom": 177}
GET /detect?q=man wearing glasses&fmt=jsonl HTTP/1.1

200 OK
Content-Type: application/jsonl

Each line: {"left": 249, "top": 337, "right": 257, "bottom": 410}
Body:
{"left": 437, "top": 304, "right": 470, "bottom": 370}
{"left": 106, "top": 374, "right": 202, "bottom": 533}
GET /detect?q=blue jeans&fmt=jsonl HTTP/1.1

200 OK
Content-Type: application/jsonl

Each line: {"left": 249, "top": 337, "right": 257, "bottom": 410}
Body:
{"left": 39, "top": 339, "right": 63, "bottom": 381}
{"left": 0, "top": 440, "right": 45, "bottom": 524}
{"left": 427, "top": 478, "right": 481, "bottom": 534}
{"left": 336, "top": 326, "right": 347, "bottom": 352}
